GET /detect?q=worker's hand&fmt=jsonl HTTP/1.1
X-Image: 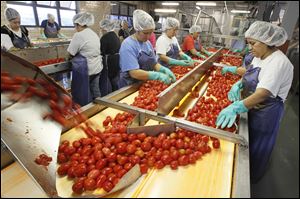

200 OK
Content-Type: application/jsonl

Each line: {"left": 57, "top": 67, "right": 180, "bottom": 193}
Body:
{"left": 216, "top": 101, "right": 248, "bottom": 128}
{"left": 40, "top": 33, "right": 47, "bottom": 39}
{"left": 196, "top": 52, "right": 207, "bottom": 59}
{"left": 159, "top": 65, "right": 176, "bottom": 82}
{"left": 221, "top": 66, "right": 238, "bottom": 75}
{"left": 168, "top": 58, "right": 193, "bottom": 67}
{"left": 203, "top": 50, "right": 212, "bottom": 56}
{"left": 228, "top": 80, "right": 243, "bottom": 102}
{"left": 233, "top": 49, "right": 242, "bottom": 53}
{"left": 148, "top": 71, "right": 171, "bottom": 84}
{"left": 180, "top": 53, "right": 193, "bottom": 62}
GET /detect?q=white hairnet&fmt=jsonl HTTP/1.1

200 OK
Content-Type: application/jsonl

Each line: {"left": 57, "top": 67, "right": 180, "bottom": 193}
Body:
{"left": 162, "top": 17, "right": 180, "bottom": 31}
{"left": 99, "top": 19, "right": 115, "bottom": 32}
{"left": 47, "top": 13, "right": 55, "bottom": 21}
{"left": 133, "top": 9, "right": 155, "bottom": 31}
{"left": 121, "top": 20, "right": 128, "bottom": 27}
{"left": 5, "top": 8, "right": 20, "bottom": 21}
{"left": 73, "top": 12, "right": 94, "bottom": 26}
{"left": 245, "top": 21, "right": 288, "bottom": 47}
{"left": 189, "top": 25, "right": 202, "bottom": 34}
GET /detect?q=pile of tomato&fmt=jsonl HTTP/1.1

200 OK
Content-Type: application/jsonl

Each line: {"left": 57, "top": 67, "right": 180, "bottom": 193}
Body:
{"left": 33, "top": 58, "right": 65, "bottom": 67}
{"left": 186, "top": 66, "right": 240, "bottom": 133}
{"left": 216, "top": 56, "right": 243, "bottom": 66}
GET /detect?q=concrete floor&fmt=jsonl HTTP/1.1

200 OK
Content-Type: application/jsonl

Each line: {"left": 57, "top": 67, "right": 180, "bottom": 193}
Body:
{"left": 251, "top": 91, "right": 299, "bottom": 198}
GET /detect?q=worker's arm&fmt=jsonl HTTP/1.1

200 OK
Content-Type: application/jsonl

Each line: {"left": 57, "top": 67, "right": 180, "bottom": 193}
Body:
{"left": 159, "top": 54, "right": 171, "bottom": 63}
{"left": 189, "top": 48, "right": 198, "bottom": 56}
{"left": 129, "top": 69, "right": 150, "bottom": 81}
{"left": 40, "top": 28, "right": 46, "bottom": 39}
{"left": 243, "top": 88, "right": 271, "bottom": 109}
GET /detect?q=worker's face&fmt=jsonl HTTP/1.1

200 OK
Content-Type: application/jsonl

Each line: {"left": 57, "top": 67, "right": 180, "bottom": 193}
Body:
{"left": 9, "top": 16, "right": 21, "bottom": 31}
{"left": 123, "top": 22, "right": 128, "bottom": 29}
{"left": 136, "top": 29, "right": 154, "bottom": 42}
{"left": 48, "top": 18, "right": 55, "bottom": 23}
{"left": 166, "top": 27, "right": 178, "bottom": 38}
{"left": 246, "top": 38, "right": 269, "bottom": 59}
{"left": 192, "top": 32, "right": 200, "bottom": 39}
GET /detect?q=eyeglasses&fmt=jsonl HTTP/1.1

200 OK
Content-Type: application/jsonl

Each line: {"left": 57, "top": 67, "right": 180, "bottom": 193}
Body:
{"left": 141, "top": 31, "right": 153, "bottom": 35}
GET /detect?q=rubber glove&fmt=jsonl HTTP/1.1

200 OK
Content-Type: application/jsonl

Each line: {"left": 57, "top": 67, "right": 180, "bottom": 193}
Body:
{"left": 159, "top": 65, "right": 176, "bottom": 82}
{"left": 233, "top": 49, "right": 242, "bottom": 53}
{"left": 58, "top": 33, "right": 66, "bottom": 38}
{"left": 216, "top": 100, "right": 248, "bottom": 129}
{"left": 168, "top": 58, "right": 193, "bottom": 66}
{"left": 228, "top": 80, "right": 243, "bottom": 102}
{"left": 203, "top": 49, "right": 212, "bottom": 56}
{"left": 196, "top": 52, "right": 206, "bottom": 59}
{"left": 148, "top": 71, "right": 171, "bottom": 84}
{"left": 180, "top": 53, "right": 193, "bottom": 62}
{"left": 221, "top": 66, "right": 237, "bottom": 75}
{"left": 40, "top": 33, "right": 47, "bottom": 39}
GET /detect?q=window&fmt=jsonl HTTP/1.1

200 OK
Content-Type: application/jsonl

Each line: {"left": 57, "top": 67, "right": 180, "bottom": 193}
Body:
{"left": 6, "top": 1, "right": 77, "bottom": 27}
{"left": 110, "top": 2, "right": 136, "bottom": 27}
{"left": 6, "top": 4, "right": 36, "bottom": 26}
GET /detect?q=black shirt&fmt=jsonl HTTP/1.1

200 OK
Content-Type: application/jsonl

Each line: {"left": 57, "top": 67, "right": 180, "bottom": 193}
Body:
{"left": 100, "top": 31, "right": 121, "bottom": 56}
{"left": 118, "top": 28, "right": 130, "bottom": 39}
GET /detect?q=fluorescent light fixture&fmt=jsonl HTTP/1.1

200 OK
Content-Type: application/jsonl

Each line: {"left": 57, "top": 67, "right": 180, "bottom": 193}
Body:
{"left": 154, "top": 9, "right": 177, "bottom": 13}
{"left": 196, "top": 6, "right": 201, "bottom": 10}
{"left": 196, "top": 2, "right": 217, "bottom": 6}
{"left": 110, "top": 3, "right": 117, "bottom": 6}
{"left": 231, "top": 10, "right": 250, "bottom": 14}
{"left": 162, "top": 2, "right": 179, "bottom": 6}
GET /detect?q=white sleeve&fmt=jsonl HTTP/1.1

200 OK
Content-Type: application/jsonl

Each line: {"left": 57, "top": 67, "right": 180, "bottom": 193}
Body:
{"left": 1, "top": 34, "right": 14, "bottom": 50}
{"left": 67, "top": 33, "right": 82, "bottom": 56}
{"left": 256, "top": 60, "right": 285, "bottom": 97}
{"left": 156, "top": 37, "right": 168, "bottom": 55}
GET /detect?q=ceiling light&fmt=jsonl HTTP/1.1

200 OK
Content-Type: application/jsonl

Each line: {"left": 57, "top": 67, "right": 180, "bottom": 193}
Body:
{"left": 154, "top": 9, "right": 177, "bottom": 13}
{"left": 231, "top": 10, "right": 250, "bottom": 14}
{"left": 110, "top": 3, "right": 117, "bottom": 6}
{"left": 196, "top": 2, "right": 217, "bottom": 6}
{"left": 162, "top": 2, "right": 179, "bottom": 6}
{"left": 196, "top": 6, "right": 201, "bottom": 10}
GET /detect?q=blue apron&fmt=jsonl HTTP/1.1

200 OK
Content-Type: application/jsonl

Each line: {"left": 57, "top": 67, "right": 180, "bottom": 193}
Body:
{"left": 71, "top": 53, "right": 92, "bottom": 106}
{"left": 119, "top": 40, "right": 157, "bottom": 88}
{"left": 44, "top": 21, "right": 58, "bottom": 38}
{"left": 99, "top": 54, "right": 113, "bottom": 96}
{"left": 242, "top": 65, "right": 284, "bottom": 183}
{"left": 158, "top": 43, "right": 180, "bottom": 66}
{"left": 242, "top": 53, "right": 254, "bottom": 67}
{"left": 11, "top": 27, "right": 30, "bottom": 49}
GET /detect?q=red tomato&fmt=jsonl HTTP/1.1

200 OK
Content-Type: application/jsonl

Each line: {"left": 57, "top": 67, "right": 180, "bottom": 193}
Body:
{"left": 84, "top": 178, "right": 96, "bottom": 191}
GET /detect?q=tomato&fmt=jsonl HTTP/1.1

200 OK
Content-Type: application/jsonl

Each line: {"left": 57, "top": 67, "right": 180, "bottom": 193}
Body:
{"left": 129, "top": 155, "right": 140, "bottom": 165}
{"left": 72, "top": 181, "right": 84, "bottom": 194}
{"left": 132, "top": 139, "right": 142, "bottom": 147}
{"left": 126, "top": 144, "right": 137, "bottom": 154}
{"left": 84, "top": 178, "right": 96, "bottom": 191}
{"left": 161, "top": 154, "right": 172, "bottom": 165}
{"left": 57, "top": 153, "right": 68, "bottom": 164}
{"left": 212, "top": 139, "right": 220, "bottom": 149}
{"left": 170, "top": 150, "right": 179, "bottom": 160}
{"left": 154, "top": 160, "right": 165, "bottom": 169}
{"left": 96, "top": 174, "right": 107, "bottom": 188}
{"left": 117, "top": 155, "right": 128, "bottom": 165}
{"left": 113, "top": 165, "right": 123, "bottom": 173}
{"left": 178, "top": 155, "right": 189, "bottom": 166}
{"left": 153, "top": 139, "right": 162, "bottom": 148}
{"left": 170, "top": 160, "right": 179, "bottom": 170}
{"left": 102, "top": 181, "right": 114, "bottom": 192}
{"left": 202, "top": 135, "right": 209, "bottom": 143}
{"left": 175, "top": 139, "right": 184, "bottom": 149}
{"left": 117, "top": 169, "right": 127, "bottom": 178}
{"left": 137, "top": 132, "right": 147, "bottom": 141}
{"left": 101, "top": 167, "right": 113, "bottom": 175}
{"left": 162, "top": 139, "right": 171, "bottom": 150}
{"left": 188, "top": 154, "right": 197, "bottom": 164}
{"left": 141, "top": 142, "right": 151, "bottom": 152}
{"left": 87, "top": 169, "right": 100, "bottom": 179}
{"left": 96, "top": 159, "right": 107, "bottom": 170}
{"left": 124, "top": 162, "right": 133, "bottom": 171}
{"left": 127, "top": 134, "right": 137, "bottom": 142}
{"left": 107, "top": 152, "right": 117, "bottom": 162}
{"left": 67, "top": 166, "right": 76, "bottom": 178}
{"left": 74, "top": 164, "right": 87, "bottom": 177}
{"left": 140, "top": 164, "right": 149, "bottom": 174}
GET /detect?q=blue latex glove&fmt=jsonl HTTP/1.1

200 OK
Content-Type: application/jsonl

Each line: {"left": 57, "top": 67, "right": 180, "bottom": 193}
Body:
{"left": 196, "top": 52, "right": 206, "bottom": 59}
{"left": 228, "top": 80, "right": 243, "bottom": 102}
{"left": 168, "top": 58, "right": 193, "bottom": 66}
{"left": 148, "top": 71, "right": 171, "bottom": 84}
{"left": 216, "top": 101, "right": 248, "bottom": 129}
{"left": 180, "top": 53, "right": 193, "bottom": 62}
{"left": 159, "top": 65, "right": 176, "bottom": 82}
{"left": 221, "top": 66, "right": 237, "bottom": 75}
{"left": 40, "top": 33, "right": 47, "bottom": 39}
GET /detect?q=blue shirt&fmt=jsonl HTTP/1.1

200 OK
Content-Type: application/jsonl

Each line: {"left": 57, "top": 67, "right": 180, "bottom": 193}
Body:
{"left": 119, "top": 36, "right": 155, "bottom": 72}
{"left": 40, "top": 20, "right": 60, "bottom": 31}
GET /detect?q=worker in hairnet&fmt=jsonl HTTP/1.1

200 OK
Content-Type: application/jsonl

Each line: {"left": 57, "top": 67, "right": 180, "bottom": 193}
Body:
{"left": 67, "top": 12, "right": 102, "bottom": 106}
{"left": 40, "top": 13, "right": 65, "bottom": 39}
{"left": 119, "top": 10, "right": 176, "bottom": 88}
{"left": 216, "top": 21, "right": 293, "bottom": 183}
{"left": 118, "top": 20, "right": 130, "bottom": 43}
{"left": 156, "top": 17, "right": 194, "bottom": 67}
{"left": 99, "top": 19, "right": 121, "bottom": 95}
{"left": 1, "top": 8, "right": 32, "bottom": 50}
{"left": 182, "top": 25, "right": 212, "bottom": 59}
